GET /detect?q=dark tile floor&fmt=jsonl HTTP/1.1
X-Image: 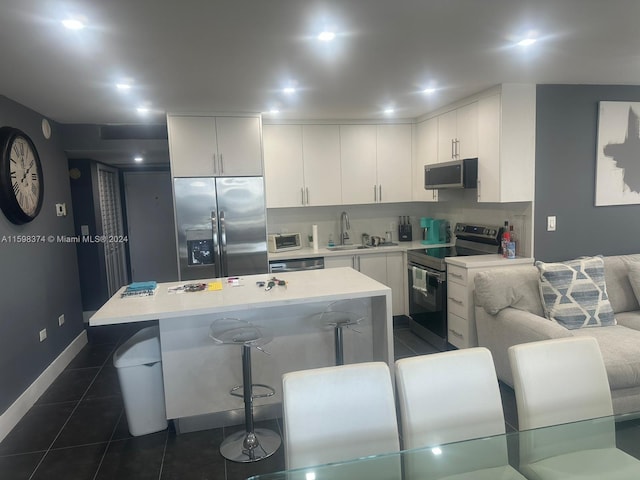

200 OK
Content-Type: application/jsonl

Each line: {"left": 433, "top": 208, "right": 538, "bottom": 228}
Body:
{"left": 0, "top": 319, "right": 520, "bottom": 480}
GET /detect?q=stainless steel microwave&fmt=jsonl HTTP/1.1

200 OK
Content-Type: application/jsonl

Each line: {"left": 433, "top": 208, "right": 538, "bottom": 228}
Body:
{"left": 424, "top": 158, "right": 478, "bottom": 189}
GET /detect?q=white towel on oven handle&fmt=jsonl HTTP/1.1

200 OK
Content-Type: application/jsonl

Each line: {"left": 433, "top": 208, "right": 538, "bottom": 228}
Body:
{"left": 412, "top": 266, "right": 428, "bottom": 293}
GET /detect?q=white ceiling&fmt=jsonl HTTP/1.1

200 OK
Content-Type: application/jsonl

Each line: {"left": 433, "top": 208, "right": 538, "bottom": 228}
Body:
{"left": 2, "top": 1, "right": 640, "bottom": 127}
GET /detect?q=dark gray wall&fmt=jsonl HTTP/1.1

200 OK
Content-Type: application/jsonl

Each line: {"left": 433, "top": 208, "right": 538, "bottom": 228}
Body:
{"left": 535, "top": 85, "right": 640, "bottom": 261}
{"left": 0, "top": 96, "right": 84, "bottom": 414}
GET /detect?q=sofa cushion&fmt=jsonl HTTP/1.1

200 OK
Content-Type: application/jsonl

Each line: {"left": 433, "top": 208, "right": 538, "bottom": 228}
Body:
{"left": 536, "top": 256, "right": 616, "bottom": 329}
{"left": 615, "top": 311, "right": 640, "bottom": 332}
{"left": 572, "top": 326, "right": 640, "bottom": 390}
{"left": 474, "top": 266, "right": 544, "bottom": 317}
{"left": 603, "top": 254, "right": 640, "bottom": 313}
{"left": 627, "top": 262, "right": 640, "bottom": 305}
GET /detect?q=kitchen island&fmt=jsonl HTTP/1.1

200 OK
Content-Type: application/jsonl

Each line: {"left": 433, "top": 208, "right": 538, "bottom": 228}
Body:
{"left": 90, "top": 267, "right": 393, "bottom": 432}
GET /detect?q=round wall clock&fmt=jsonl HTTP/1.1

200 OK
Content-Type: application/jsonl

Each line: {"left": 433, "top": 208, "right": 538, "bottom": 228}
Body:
{"left": 0, "top": 127, "right": 44, "bottom": 225}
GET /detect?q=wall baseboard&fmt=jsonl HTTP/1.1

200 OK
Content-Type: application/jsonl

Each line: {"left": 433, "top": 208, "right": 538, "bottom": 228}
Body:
{"left": 0, "top": 330, "right": 88, "bottom": 443}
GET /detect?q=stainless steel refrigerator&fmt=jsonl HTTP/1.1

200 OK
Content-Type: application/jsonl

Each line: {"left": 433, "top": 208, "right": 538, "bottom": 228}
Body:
{"left": 173, "top": 177, "right": 268, "bottom": 280}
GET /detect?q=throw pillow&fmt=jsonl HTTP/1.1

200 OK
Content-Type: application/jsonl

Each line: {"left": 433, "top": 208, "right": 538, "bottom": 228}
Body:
{"left": 536, "top": 256, "right": 616, "bottom": 329}
{"left": 628, "top": 262, "right": 640, "bottom": 304}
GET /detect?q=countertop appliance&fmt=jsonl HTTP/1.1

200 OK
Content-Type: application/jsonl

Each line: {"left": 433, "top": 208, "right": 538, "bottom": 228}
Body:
{"left": 268, "top": 257, "right": 324, "bottom": 273}
{"left": 420, "top": 217, "right": 448, "bottom": 244}
{"left": 267, "top": 233, "right": 302, "bottom": 253}
{"left": 174, "top": 177, "right": 268, "bottom": 281}
{"left": 425, "top": 158, "right": 478, "bottom": 189}
{"left": 407, "top": 222, "right": 502, "bottom": 350}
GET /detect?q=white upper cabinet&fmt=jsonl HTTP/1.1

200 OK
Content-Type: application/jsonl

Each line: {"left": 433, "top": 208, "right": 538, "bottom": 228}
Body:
{"left": 340, "top": 125, "right": 378, "bottom": 204}
{"left": 477, "top": 84, "right": 536, "bottom": 203}
{"left": 263, "top": 124, "right": 304, "bottom": 207}
{"left": 168, "top": 115, "right": 263, "bottom": 177}
{"left": 263, "top": 124, "right": 341, "bottom": 207}
{"left": 436, "top": 102, "right": 478, "bottom": 163}
{"left": 414, "top": 118, "right": 438, "bottom": 201}
{"left": 376, "top": 124, "right": 412, "bottom": 203}
{"left": 341, "top": 124, "right": 412, "bottom": 204}
{"left": 302, "top": 125, "right": 342, "bottom": 206}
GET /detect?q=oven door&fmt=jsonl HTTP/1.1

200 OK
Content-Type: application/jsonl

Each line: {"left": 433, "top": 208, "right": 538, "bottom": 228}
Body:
{"left": 407, "top": 262, "right": 448, "bottom": 350}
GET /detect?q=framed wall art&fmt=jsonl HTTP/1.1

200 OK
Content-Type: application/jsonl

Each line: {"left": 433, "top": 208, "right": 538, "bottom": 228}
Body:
{"left": 595, "top": 101, "right": 640, "bottom": 206}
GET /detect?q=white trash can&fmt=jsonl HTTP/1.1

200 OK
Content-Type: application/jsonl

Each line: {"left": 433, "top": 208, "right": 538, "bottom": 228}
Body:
{"left": 113, "top": 325, "right": 168, "bottom": 436}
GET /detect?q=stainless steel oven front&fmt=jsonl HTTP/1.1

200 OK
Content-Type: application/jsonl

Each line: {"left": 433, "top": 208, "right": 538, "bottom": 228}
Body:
{"left": 407, "top": 260, "right": 448, "bottom": 351}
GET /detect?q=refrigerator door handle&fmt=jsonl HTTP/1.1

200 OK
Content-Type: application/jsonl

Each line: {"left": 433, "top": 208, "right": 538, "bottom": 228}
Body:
{"left": 219, "top": 210, "right": 228, "bottom": 277}
{"left": 211, "top": 211, "right": 222, "bottom": 278}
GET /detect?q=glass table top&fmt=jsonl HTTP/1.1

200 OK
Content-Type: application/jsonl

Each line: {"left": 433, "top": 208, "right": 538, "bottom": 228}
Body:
{"left": 248, "top": 412, "right": 640, "bottom": 480}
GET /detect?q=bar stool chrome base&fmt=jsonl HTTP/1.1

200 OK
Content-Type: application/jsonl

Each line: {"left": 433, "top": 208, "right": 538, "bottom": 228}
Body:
{"left": 219, "top": 428, "right": 282, "bottom": 463}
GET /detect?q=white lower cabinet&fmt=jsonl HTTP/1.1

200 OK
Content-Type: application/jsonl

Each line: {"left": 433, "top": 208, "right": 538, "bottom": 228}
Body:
{"left": 445, "top": 259, "right": 533, "bottom": 349}
{"left": 325, "top": 252, "right": 405, "bottom": 315}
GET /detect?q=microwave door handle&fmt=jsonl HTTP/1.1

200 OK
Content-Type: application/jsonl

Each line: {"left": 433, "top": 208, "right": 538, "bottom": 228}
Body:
{"left": 211, "top": 211, "right": 222, "bottom": 278}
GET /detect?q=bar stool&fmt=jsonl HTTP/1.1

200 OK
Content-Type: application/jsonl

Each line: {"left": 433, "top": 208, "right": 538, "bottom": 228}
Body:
{"left": 319, "top": 300, "right": 366, "bottom": 365}
{"left": 209, "top": 318, "right": 281, "bottom": 463}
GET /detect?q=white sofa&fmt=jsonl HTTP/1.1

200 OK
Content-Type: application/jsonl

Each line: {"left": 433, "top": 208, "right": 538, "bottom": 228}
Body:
{"left": 474, "top": 254, "right": 640, "bottom": 415}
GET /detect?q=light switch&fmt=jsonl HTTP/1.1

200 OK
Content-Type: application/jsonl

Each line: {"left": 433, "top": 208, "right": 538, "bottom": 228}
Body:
{"left": 55, "top": 203, "right": 67, "bottom": 217}
{"left": 547, "top": 215, "right": 556, "bottom": 232}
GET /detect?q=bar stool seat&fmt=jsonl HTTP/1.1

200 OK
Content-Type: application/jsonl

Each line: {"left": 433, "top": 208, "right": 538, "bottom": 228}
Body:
{"left": 210, "top": 318, "right": 281, "bottom": 463}
{"left": 318, "top": 300, "right": 366, "bottom": 365}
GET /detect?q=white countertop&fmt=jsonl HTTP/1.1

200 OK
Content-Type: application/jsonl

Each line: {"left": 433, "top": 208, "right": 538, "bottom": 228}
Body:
{"left": 89, "top": 267, "right": 391, "bottom": 326}
{"left": 445, "top": 254, "right": 534, "bottom": 268}
{"left": 268, "top": 240, "right": 452, "bottom": 261}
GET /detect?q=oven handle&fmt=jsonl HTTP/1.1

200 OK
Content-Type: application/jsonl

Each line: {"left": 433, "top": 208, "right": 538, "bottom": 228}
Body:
{"left": 408, "top": 263, "right": 447, "bottom": 282}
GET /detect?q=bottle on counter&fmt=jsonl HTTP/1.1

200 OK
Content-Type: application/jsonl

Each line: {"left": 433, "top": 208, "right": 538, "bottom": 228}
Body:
{"left": 501, "top": 221, "right": 510, "bottom": 258}
{"left": 509, "top": 225, "right": 517, "bottom": 255}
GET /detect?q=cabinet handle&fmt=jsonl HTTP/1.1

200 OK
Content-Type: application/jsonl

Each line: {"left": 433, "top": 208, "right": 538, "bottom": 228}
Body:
{"left": 213, "top": 153, "right": 218, "bottom": 174}
{"left": 451, "top": 139, "right": 454, "bottom": 159}
{"left": 449, "top": 272, "right": 464, "bottom": 280}
{"left": 433, "top": 189, "right": 436, "bottom": 200}
{"left": 378, "top": 185, "right": 382, "bottom": 202}
{"left": 477, "top": 179, "right": 481, "bottom": 201}
{"left": 373, "top": 185, "right": 377, "bottom": 202}
{"left": 448, "top": 297, "right": 464, "bottom": 306}
{"left": 455, "top": 139, "right": 460, "bottom": 158}
{"left": 301, "top": 187, "right": 305, "bottom": 206}
{"left": 449, "top": 328, "right": 464, "bottom": 338}
{"left": 220, "top": 153, "right": 224, "bottom": 174}
{"left": 306, "top": 187, "right": 309, "bottom": 205}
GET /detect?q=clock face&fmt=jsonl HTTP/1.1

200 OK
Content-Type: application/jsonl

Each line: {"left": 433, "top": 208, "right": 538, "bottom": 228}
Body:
{"left": 0, "top": 127, "right": 44, "bottom": 224}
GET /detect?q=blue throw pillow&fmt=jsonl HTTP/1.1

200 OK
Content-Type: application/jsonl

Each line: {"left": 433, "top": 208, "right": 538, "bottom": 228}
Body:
{"left": 536, "top": 256, "right": 616, "bottom": 329}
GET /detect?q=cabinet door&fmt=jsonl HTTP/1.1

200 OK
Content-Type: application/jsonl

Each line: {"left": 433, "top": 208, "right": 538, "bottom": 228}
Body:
{"left": 477, "top": 94, "right": 501, "bottom": 202}
{"left": 215, "top": 117, "right": 263, "bottom": 176}
{"left": 437, "top": 110, "right": 457, "bottom": 163}
{"left": 303, "top": 125, "right": 342, "bottom": 206}
{"left": 414, "top": 118, "right": 439, "bottom": 201}
{"left": 385, "top": 252, "right": 405, "bottom": 315}
{"left": 168, "top": 116, "right": 217, "bottom": 177}
{"left": 376, "top": 124, "right": 412, "bottom": 203}
{"left": 340, "top": 125, "right": 377, "bottom": 204}
{"left": 358, "top": 253, "right": 387, "bottom": 285}
{"left": 263, "top": 125, "right": 304, "bottom": 207}
{"left": 456, "top": 102, "right": 478, "bottom": 159}
{"left": 324, "top": 255, "right": 355, "bottom": 269}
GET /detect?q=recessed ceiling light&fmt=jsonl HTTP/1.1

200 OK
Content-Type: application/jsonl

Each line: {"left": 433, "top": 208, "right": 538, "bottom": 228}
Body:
{"left": 317, "top": 31, "right": 336, "bottom": 42}
{"left": 423, "top": 88, "right": 436, "bottom": 95}
{"left": 116, "top": 83, "right": 131, "bottom": 91}
{"left": 136, "top": 106, "right": 149, "bottom": 114}
{"left": 384, "top": 108, "right": 394, "bottom": 115}
{"left": 134, "top": 156, "right": 144, "bottom": 163}
{"left": 62, "top": 18, "right": 86, "bottom": 30}
{"left": 283, "top": 87, "right": 296, "bottom": 95}
{"left": 269, "top": 109, "right": 280, "bottom": 114}
{"left": 517, "top": 38, "right": 537, "bottom": 47}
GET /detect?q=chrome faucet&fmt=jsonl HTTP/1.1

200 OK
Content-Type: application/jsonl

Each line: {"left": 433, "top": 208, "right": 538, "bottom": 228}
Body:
{"left": 340, "top": 211, "right": 351, "bottom": 245}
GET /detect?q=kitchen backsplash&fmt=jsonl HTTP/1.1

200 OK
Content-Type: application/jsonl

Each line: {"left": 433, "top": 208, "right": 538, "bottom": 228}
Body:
{"left": 266, "top": 191, "right": 532, "bottom": 256}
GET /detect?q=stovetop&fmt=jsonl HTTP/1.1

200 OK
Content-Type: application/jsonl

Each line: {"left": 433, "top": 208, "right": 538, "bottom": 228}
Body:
{"left": 408, "top": 222, "right": 503, "bottom": 271}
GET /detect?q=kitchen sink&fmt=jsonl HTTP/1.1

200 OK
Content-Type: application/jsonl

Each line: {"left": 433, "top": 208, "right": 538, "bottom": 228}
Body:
{"left": 326, "top": 244, "right": 368, "bottom": 251}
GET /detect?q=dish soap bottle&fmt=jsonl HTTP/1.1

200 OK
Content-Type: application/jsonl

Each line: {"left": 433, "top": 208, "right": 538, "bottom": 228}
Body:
{"left": 328, "top": 234, "right": 335, "bottom": 247}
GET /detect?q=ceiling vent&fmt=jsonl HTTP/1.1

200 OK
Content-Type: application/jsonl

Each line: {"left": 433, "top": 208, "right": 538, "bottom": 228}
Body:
{"left": 99, "top": 124, "right": 168, "bottom": 140}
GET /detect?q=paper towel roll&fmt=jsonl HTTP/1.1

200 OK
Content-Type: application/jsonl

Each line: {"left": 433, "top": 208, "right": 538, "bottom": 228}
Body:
{"left": 312, "top": 225, "right": 319, "bottom": 251}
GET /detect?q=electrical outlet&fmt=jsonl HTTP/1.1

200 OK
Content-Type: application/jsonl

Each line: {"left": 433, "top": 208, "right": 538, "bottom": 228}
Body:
{"left": 58, "top": 314, "right": 65, "bottom": 326}
{"left": 547, "top": 215, "right": 557, "bottom": 232}
{"left": 39, "top": 328, "right": 47, "bottom": 342}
